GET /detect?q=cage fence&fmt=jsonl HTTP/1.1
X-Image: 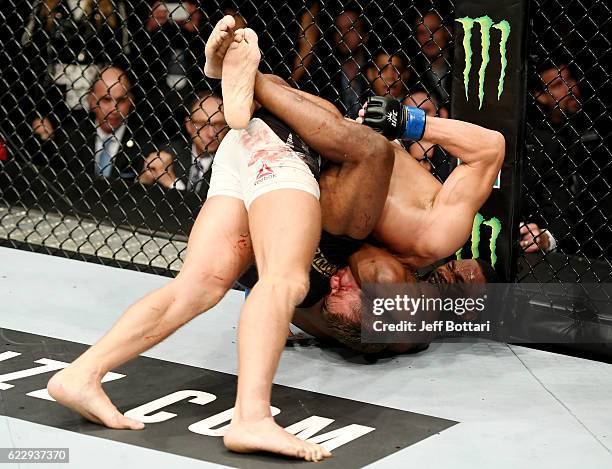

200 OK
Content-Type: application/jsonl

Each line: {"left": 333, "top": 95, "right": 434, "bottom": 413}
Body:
{"left": 0, "top": 0, "right": 609, "bottom": 284}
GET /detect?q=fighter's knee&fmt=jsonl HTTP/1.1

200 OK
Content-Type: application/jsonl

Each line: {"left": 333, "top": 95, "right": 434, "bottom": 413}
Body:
{"left": 171, "top": 276, "right": 229, "bottom": 317}
{"left": 287, "top": 274, "right": 310, "bottom": 305}
{"left": 257, "top": 272, "right": 310, "bottom": 306}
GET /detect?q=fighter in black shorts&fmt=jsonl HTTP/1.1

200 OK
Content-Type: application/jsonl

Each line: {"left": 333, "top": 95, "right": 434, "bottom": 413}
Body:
{"left": 240, "top": 74, "right": 500, "bottom": 356}
{"left": 241, "top": 69, "right": 503, "bottom": 354}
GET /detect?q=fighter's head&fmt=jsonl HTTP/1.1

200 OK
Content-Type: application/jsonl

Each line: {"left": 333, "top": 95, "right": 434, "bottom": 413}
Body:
{"left": 427, "top": 259, "right": 498, "bottom": 284}
{"left": 325, "top": 266, "right": 362, "bottom": 322}
{"left": 323, "top": 267, "right": 387, "bottom": 353}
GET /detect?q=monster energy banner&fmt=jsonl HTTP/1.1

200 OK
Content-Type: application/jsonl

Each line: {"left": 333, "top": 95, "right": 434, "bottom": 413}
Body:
{"left": 451, "top": 0, "right": 528, "bottom": 281}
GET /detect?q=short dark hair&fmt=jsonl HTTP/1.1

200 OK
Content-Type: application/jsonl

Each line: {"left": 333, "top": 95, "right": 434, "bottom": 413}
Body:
{"left": 322, "top": 303, "right": 387, "bottom": 354}
{"left": 89, "top": 66, "right": 131, "bottom": 94}
{"left": 188, "top": 91, "right": 223, "bottom": 115}
{"left": 530, "top": 57, "right": 579, "bottom": 91}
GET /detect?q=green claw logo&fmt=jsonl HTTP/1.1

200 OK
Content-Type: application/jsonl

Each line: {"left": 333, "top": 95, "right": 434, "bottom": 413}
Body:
{"left": 455, "top": 16, "right": 511, "bottom": 109}
{"left": 456, "top": 213, "right": 502, "bottom": 267}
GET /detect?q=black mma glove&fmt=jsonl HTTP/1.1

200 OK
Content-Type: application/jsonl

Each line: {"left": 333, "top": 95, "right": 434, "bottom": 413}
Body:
{"left": 362, "top": 96, "right": 427, "bottom": 141}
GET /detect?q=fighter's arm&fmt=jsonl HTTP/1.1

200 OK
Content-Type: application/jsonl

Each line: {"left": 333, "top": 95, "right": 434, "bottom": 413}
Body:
{"left": 413, "top": 117, "right": 505, "bottom": 262}
{"left": 260, "top": 73, "right": 343, "bottom": 118}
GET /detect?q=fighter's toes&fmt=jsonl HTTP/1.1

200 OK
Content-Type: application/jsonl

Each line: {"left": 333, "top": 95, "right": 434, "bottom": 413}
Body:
{"left": 204, "top": 15, "right": 236, "bottom": 78}
{"left": 242, "top": 27, "right": 259, "bottom": 45}
{"left": 233, "top": 28, "right": 246, "bottom": 43}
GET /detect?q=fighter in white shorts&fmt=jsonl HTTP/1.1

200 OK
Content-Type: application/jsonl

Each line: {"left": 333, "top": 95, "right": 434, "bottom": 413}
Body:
{"left": 46, "top": 20, "right": 347, "bottom": 463}
{"left": 208, "top": 109, "right": 321, "bottom": 209}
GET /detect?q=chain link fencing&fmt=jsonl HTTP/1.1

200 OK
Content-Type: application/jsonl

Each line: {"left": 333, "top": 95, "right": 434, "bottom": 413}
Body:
{"left": 518, "top": 0, "right": 611, "bottom": 283}
{"left": 0, "top": 0, "right": 609, "bottom": 285}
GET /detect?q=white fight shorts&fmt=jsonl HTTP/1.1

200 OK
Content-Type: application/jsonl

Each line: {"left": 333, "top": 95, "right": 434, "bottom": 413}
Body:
{"left": 207, "top": 117, "right": 320, "bottom": 209}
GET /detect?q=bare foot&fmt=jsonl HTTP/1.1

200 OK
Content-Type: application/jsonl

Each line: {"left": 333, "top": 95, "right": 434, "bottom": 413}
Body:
{"left": 221, "top": 28, "right": 261, "bottom": 129}
{"left": 204, "top": 15, "right": 236, "bottom": 79}
{"left": 47, "top": 366, "right": 144, "bottom": 430}
{"left": 224, "top": 416, "right": 332, "bottom": 462}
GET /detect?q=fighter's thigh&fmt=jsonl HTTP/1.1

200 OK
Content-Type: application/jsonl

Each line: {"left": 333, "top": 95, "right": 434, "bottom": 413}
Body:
{"left": 320, "top": 158, "right": 392, "bottom": 240}
{"left": 179, "top": 195, "right": 254, "bottom": 287}
{"left": 248, "top": 189, "right": 320, "bottom": 277}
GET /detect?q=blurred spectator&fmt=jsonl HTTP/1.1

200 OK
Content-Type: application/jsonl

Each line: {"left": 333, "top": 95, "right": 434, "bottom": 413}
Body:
{"left": 367, "top": 51, "right": 410, "bottom": 100}
{"left": 291, "top": 1, "right": 321, "bottom": 84}
{"left": 414, "top": 11, "right": 452, "bottom": 103}
{"left": 529, "top": 60, "right": 611, "bottom": 257}
{"left": 520, "top": 124, "right": 574, "bottom": 253}
{"left": 532, "top": 61, "right": 582, "bottom": 128}
{"left": 295, "top": 7, "right": 370, "bottom": 117}
{"left": 132, "top": 1, "right": 206, "bottom": 137}
{"left": 402, "top": 90, "right": 449, "bottom": 176}
{"left": 23, "top": 0, "right": 131, "bottom": 135}
{"left": 140, "top": 92, "right": 227, "bottom": 197}
{"left": 330, "top": 8, "right": 370, "bottom": 117}
{"left": 52, "top": 67, "right": 153, "bottom": 183}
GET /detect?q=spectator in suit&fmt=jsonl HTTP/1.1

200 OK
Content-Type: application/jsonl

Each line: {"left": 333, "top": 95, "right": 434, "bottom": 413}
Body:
{"left": 366, "top": 51, "right": 411, "bottom": 100}
{"left": 523, "top": 60, "right": 583, "bottom": 254}
{"left": 139, "top": 92, "right": 227, "bottom": 198}
{"left": 330, "top": 8, "right": 370, "bottom": 117}
{"left": 25, "top": 0, "right": 131, "bottom": 137}
{"left": 53, "top": 66, "right": 152, "bottom": 184}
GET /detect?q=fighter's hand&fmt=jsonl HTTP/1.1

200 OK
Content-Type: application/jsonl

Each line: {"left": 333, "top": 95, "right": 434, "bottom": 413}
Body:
{"left": 519, "top": 222, "right": 550, "bottom": 253}
{"left": 360, "top": 96, "right": 406, "bottom": 139}
{"left": 356, "top": 102, "right": 367, "bottom": 124}
{"left": 361, "top": 96, "right": 427, "bottom": 141}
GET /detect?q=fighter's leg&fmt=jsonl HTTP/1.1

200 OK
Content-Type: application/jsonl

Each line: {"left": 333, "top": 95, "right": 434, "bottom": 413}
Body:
{"left": 254, "top": 73, "right": 395, "bottom": 238}
{"left": 254, "top": 72, "right": 389, "bottom": 164}
{"left": 223, "top": 190, "right": 330, "bottom": 462}
{"left": 222, "top": 28, "right": 261, "bottom": 129}
{"left": 47, "top": 196, "right": 253, "bottom": 429}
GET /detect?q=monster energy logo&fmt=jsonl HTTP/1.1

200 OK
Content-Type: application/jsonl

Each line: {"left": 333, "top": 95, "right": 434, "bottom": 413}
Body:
{"left": 455, "top": 16, "right": 511, "bottom": 109}
{"left": 456, "top": 213, "right": 502, "bottom": 267}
